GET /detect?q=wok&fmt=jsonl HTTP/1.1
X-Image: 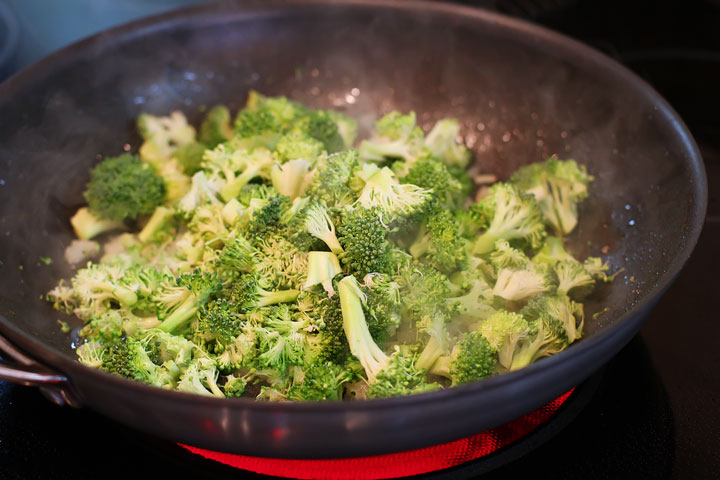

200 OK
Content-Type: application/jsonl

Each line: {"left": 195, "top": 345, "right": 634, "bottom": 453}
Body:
{"left": 0, "top": 0, "right": 707, "bottom": 458}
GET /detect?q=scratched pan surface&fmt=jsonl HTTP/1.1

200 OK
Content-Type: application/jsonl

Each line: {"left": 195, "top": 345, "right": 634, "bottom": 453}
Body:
{"left": 0, "top": 0, "right": 706, "bottom": 457}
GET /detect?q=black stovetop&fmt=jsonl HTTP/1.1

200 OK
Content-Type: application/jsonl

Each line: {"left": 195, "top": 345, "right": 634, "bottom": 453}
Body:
{"left": 1, "top": 1, "right": 719, "bottom": 478}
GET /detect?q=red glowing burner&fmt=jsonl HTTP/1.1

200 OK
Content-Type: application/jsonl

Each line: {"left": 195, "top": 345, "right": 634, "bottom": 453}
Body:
{"left": 181, "top": 389, "right": 573, "bottom": 480}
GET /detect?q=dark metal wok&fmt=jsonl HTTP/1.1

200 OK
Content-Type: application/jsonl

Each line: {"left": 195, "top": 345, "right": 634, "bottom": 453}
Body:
{"left": 0, "top": 0, "right": 707, "bottom": 458}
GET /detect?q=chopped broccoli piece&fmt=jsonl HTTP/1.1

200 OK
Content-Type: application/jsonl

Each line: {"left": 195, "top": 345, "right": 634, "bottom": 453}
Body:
{"left": 431, "top": 331, "right": 497, "bottom": 385}
{"left": 511, "top": 158, "right": 594, "bottom": 236}
{"left": 84, "top": 153, "right": 166, "bottom": 222}
{"left": 198, "top": 105, "right": 233, "bottom": 148}
{"left": 472, "top": 183, "right": 546, "bottom": 255}
{"left": 424, "top": 118, "right": 471, "bottom": 169}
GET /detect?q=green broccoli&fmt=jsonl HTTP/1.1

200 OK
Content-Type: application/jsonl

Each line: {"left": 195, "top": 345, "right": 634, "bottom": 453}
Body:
{"left": 359, "top": 111, "right": 427, "bottom": 164}
{"left": 155, "top": 270, "right": 222, "bottom": 333}
{"left": 409, "top": 210, "right": 468, "bottom": 273}
{"left": 472, "top": 183, "right": 546, "bottom": 255}
{"left": 367, "top": 346, "right": 441, "bottom": 398}
{"left": 198, "top": 105, "right": 233, "bottom": 148}
{"left": 305, "top": 150, "right": 360, "bottom": 207}
{"left": 84, "top": 153, "right": 166, "bottom": 222}
{"left": 511, "top": 157, "right": 593, "bottom": 235}
{"left": 402, "top": 157, "right": 468, "bottom": 210}
{"left": 230, "top": 272, "right": 300, "bottom": 311}
{"left": 430, "top": 331, "right": 497, "bottom": 385}
{"left": 70, "top": 207, "right": 125, "bottom": 240}
{"left": 353, "top": 163, "right": 432, "bottom": 223}
{"left": 337, "top": 206, "right": 392, "bottom": 278}
{"left": 424, "top": 118, "right": 471, "bottom": 169}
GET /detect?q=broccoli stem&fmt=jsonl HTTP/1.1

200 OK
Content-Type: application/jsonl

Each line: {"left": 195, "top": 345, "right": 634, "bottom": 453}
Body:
{"left": 472, "top": 233, "right": 498, "bottom": 255}
{"left": 324, "top": 236, "right": 344, "bottom": 255}
{"left": 416, "top": 336, "right": 445, "bottom": 372}
{"left": 70, "top": 207, "right": 124, "bottom": 240}
{"left": 338, "top": 276, "right": 388, "bottom": 380}
{"left": 257, "top": 289, "right": 300, "bottom": 308}
{"left": 138, "top": 206, "right": 173, "bottom": 243}
{"left": 158, "top": 296, "right": 200, "bottom": 333}
{"left": 408, "top": 233, "right": 430, "bottom": 259}
{"left": 220, "top": 167, "right": 262, "bottom": 202}
{"left": 429, "top": 355, "right": 452, "bottom": 378}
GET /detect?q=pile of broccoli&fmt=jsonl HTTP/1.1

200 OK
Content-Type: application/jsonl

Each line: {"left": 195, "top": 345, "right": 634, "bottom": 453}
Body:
{"left": 47, "top": 91, "right": 611, "bottom": 401}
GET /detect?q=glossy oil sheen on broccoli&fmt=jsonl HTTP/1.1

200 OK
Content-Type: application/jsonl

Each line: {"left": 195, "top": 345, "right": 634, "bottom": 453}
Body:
{"left": 48, "top": 90, "right": 615, "bottom": 401}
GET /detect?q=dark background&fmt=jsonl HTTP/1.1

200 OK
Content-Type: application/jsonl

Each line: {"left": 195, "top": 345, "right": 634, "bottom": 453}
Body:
{"left": 1, "top": 0, "right": 718, "bottom": 478}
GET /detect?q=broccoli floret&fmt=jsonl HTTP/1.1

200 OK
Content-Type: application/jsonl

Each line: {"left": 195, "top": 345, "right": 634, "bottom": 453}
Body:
{"left": 253, "top": 233, "right": 308, "bottom": 289}
{"left": 446, "top": 274, "right": 496, "bottom": 323}
{"left": 177, "top": 171, "right": 222, "bottom": 216}
{"left": 173, "top": 142, "right": 207, "bottom": 176}
{"left": 327, "top": 110, "right": 358, "bottom": 149}
{"left": 353, "top": 164, "right": 432, "bottom": 223}
{"left": 191, "top": 298, "right": 245, "bottom": 351}
{"left": 553, "top": 260, "right": 596, "bottom": 298}
{"left": 511, "top": 158, "right": 593, "bottom": 235}
{"left": 359, "top": 111, "right": 426, "bottom": 164}
{"left": 583, "top": 257, "right": 612, "bottom": 282}
{"left": 285, "top": 360, "right": 353, "bottom": 401}
{"left": 233, "top": 92, "right": 308, "bottom": 149}
{"left": 72, "top": 263, "right": 138, "bottom": 308}
{"left": 274, "top": 130, "right": 326, "bottom": 163}
{"left": 509, "top": 295, "right": 583, "bottom": 370}
{"left": 479, "top": 310, "right": 530, "bottom": 370}
{"left": 177, "top": 357, "right": 225, "bottom": 397}
{"left": 492, "top": 263, "right": 555, "bottom": 301}
{"left": 223, "top": 374, "right": 248, "bottom": 397}
{"left": 521, "top": 293, "right": 584, "bottom": 344}
{"left": 102, "top": 338, "right": 171, "bottom": 387}
{"left": 76, "top": 341, "right": 104, "bottom": 369}
{"left": 304, "top": 202, "right": 343, "bottom": 254}
{"left": 472, "top": 183, "right": 546, "bottom": 255}
{"left": 247, "top": 195, "right": 292, "bottom": 238}
{"left": 367, "top": 346, "right": 441, "bottom": 398}
{"left": 252, "top": 306, "right": 309, "bottom": 372}
{"left": 155, "top": 269, "right": 222, "bottom": 333}
{"left": 489, "top": 239, "right": 529, "bottom": 270}
{"left": 213, "top": 236, "right": 256, "bottom": 282}
{"left": 218, "top": 148, "right": 275, "bottom": 202}
{"left": 314, "top": 290, "right": 351, "bottom": 364}
{"left": 198, "top": 105, "right": 233, "bottom": 148}
{"left": 304, "top": 251, "right": 342, "bottom": 296}
{"left": 531, "top": 236, "right": 575, "bottom": 265}
{"left": 70, "top": 207, "right": 125, "bottom": 240}
{"left": 431, "top": 331, "right": 497, "bottom": 385}
{"left": 270, "top": 158, "right": 315, "bottom": 199}
{"left": 138, "top": 111, "right": 196, "bottom": 167}
{"left": 187, "top": 203, "right": 236, "bottom": 248}
{"left": 424, "top": 118, "right": 471, "bottom": 169}
{"left": 409, "top": 210, "right": 467, "bottom": 273}
{"left": 230, "top": 273, "right": 299, "bottom": 311}
{"left": 293, "top": 110, "right": 345, "bottom": 154}
{"left": 337, "top": 207, "right": 392, "bottom": 278}
{"left": 305, "top": 150, "right": 360, "bottom": 207}
{"left": 362, "top": 273, "right": 402, "bottom": 346}
{"left": 394, "top": 265, "right": 454, "bottom": 371}
{"left": 215, "top": 324, "right": 258, "bottom": 372}
{"left": 402, "top": 157, "right": 468, "bottom": 210}
{"left": 84, "top": 153, "right": 166, "bottom": 222}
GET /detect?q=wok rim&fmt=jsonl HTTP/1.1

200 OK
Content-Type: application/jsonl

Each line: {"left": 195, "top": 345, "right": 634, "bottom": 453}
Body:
{"left": 0, "top": 0, "right": 708, "bottom": 415}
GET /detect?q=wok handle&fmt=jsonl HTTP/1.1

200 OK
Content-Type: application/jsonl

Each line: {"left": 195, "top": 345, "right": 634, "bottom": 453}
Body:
{"left": 0, "top": 335, "right": 82, "bottom": 407}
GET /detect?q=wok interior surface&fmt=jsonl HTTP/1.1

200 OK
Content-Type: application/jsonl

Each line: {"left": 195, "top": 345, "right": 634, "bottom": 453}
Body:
{"left": 0, "top": 0, "right": 705, "bottom": 457}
